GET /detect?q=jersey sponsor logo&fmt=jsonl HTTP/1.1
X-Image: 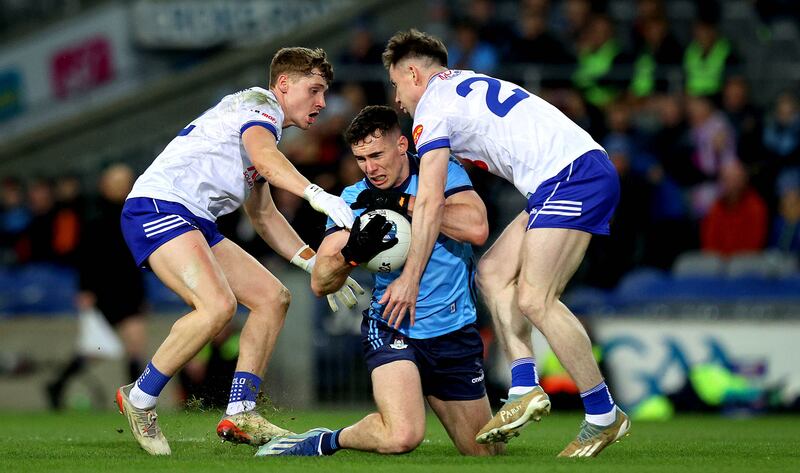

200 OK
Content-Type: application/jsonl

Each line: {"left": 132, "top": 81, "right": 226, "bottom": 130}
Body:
{"left": 243, "top": 165, "right": 261, "bottom": 189}
{"left": 250, "top": 109, "right": 277, "bottom": 124}
{"left": 389, "top": 336, "right": 408, "bottom": 350}
{"left": 412, "top": 124, "right": 423, "bottom": 145}
{"left": 436, "top": 70, "right": 461, "bottom": 81}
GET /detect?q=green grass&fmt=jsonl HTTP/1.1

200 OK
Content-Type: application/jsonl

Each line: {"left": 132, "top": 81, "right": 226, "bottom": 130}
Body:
{"left": 0, "top": 409, "right": 798, "bottom": 472}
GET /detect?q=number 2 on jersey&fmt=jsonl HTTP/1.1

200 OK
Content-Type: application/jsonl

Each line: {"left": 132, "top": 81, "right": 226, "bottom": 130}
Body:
{"left": 456, "top": 77, "right": 529, "bottom": 117}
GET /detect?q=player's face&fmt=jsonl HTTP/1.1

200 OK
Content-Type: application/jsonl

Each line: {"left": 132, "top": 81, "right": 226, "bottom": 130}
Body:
{"left": 389, "top": 63, "right": 423, "bottom": 117}
{"left": 351, "top": 129, "right": 409, "bottom": 189}
{"left": 283, "top": 69, "right": 328, "bottom": 129}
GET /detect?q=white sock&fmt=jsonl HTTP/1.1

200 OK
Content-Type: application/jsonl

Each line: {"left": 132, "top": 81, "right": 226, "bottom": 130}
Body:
{"left": 508, "top": 386, "right": 536, "bottom": 397}
{"left": 129, "top": 383, "right": 158, "bottom": 410}
{"left": 225, "top": 400, "right": 256, "bottom": 416}
{"left": 585, "top": 407, "right": 616, "bottom": 426}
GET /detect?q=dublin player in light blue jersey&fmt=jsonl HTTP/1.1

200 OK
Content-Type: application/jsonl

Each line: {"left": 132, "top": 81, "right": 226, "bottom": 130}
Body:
{"left": 380, "top": 30, "right": 629, "bottom": 458}
{"left": 257, "top": 106, "right": 501, "bottom": 457}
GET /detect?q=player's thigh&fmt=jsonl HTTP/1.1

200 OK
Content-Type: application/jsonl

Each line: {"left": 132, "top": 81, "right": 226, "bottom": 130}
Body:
{"left": 427, "top": 395, "right": 496, "bottom": 455}
{"left": 371, "top": 360, "right": 427, "bottom": 434}
{"left": 147, "top": 230, "right": 232, "bottom": 308}
{"left": 211, "top": 238, "right": 289, "bottom": 312}
{"left": 476, "top": 211, "right": 528, "bottom": 288}
{"left": 520, "top": 227, "right": 591, "bottom": 302}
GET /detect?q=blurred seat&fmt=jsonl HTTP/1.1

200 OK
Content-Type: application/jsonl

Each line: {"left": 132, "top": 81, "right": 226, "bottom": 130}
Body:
{"left": 726, "top": 250, "right": 799, "bottom": 278}
{"left": 672, "top": 251, "right": 726, "bottom": 278}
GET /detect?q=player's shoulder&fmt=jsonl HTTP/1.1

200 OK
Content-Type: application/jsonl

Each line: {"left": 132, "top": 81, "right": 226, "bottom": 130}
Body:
{"left": 231, "top": 87, "right": 282, "bottom": 122}
{"left": 340, "top": 180, "right": 369, "bottom": 202}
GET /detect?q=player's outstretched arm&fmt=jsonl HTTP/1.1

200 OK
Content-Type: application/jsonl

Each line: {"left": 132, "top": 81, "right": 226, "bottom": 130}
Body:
{"left": 244, "top": 182, "right": 363, "bottom": 312}
{"left": 311, "top": 231, "right": 354, "bottom": 296}
{"left": 243, "top": 126, "right": 354, "bottom": 229}
{"left": 380, "top": 147, "right": 450, "bottom": 328}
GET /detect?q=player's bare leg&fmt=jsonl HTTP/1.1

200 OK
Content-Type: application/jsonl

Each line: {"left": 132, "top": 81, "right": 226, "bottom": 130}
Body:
{"left": 518, "top": 227, "right": 629, "bottom": 457}
{"left": 476, "top": 212, "right": 533, "bottom": 362}
{"left": 475, "top": 212, "right": 551, "bottom": 444}
{"left": 338, "top": 360, "right": 427, "bottom": 453}
{"left": 117, "top": 230, "right": 237, "bottom": 456}
{"left": 427, "top": 395, "right": 502, "bottom": 456}
{"left": 211, "top": 239, "right": 293, "bottom": 445}
{"left": 257, "top": 360, "right": 426, "bottom": 456}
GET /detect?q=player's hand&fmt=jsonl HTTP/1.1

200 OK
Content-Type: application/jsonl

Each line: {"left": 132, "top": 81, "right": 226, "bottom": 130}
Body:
{"left": 290, "top": 244, "right": 364, "bottom": 313}
{"left": 327, "top": 276, "right": 365, "bottom": 312}
{"left": 340, "top": 215, "right": 398, "bottom": 266}
{"left": 350, "top": 189, "right": 413, "bottom": 217}
{"left": 304, "top": 184, "right": 355, "bottom": 230}
{"left": 379, "top": 273, "right": 419, "bottom": 329}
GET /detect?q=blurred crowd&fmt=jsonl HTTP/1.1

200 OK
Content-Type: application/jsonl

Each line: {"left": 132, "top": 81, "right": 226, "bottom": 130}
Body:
{"left": 2, "top": 0, "right": 800, "bottom": 293}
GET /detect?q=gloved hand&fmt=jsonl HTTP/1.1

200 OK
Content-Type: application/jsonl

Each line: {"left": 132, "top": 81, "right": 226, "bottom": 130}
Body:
{"left": 290, "top": 244, "right": 365, "bottom": 312}
{"left": 304, "top": 184, "right": 355, "bottom": 230}
{"left": 350, "top": 188, "right": 412, "bottom": 216}
{"left": 340, "top": 214, "right": 398, "bottom": 267}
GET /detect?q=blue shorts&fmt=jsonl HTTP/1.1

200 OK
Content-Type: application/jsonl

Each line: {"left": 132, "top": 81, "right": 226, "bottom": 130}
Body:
{"left": 526, "top": 149, "right": 620, "bottom": 235}
{"left": 121, "top": 198, "right": 225, "bottom": 269}
{"left": 361, "top": 318, "right": 486, "bottom": 401}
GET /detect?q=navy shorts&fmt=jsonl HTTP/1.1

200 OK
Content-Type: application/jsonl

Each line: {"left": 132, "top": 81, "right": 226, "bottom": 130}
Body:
{"left": 360, "top": 318, "right": 486, "bottom": 401}
{"left": 121, "top": 197, "right": 225, "bottom": 269}
{"left": 526, "top": 149, "right": 620, "bottom": 235}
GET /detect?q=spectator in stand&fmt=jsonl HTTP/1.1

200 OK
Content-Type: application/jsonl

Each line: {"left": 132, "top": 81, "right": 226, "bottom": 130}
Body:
{"left": 629, "top": 14, "right": 684, "bottom": 99}
{"left": 0, "top": 177, "right": 30, "bottom": 265}
{"left": 683, "top": 7, "right": 739, "bottom": 98}
{"left": 447, "top": 19, "right": 499, "bottom": 74}
{"left": 701, "top": 160, "right": 768, "bottom": 256}
{"left": 556, "top": 0, "right": 595, "bottom": 48}
{"left": 722, "top": 76, "right": 763, "bottom": 165}
{"left": 643, "top": 95, "right": 699, "bottom": 269}
{"left": 462, "top": 0, "right": 512, "bottom": 51}
{"left": 686, "top": 94, "right": 738, "bottom": 218}
{"left": 572, "top": 14, "right": 631, "bottom": 108}
{"left": 504, "top": 6, "right": 573, "bottom": 87}
{"left": 769, "top": 168, "right": 800, "bottom": 253}
{"left": 338, "top": 25, "right": 386, "bottom": 105}
{"left": 762, "top": 91, "right": 800, "bottom": 169}
{"left": 17, "top": 177, "right": 80, "bottom": 264}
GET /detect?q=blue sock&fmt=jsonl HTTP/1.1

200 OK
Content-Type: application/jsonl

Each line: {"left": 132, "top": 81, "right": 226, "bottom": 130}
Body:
{"left": 136, "top": 361, "right": 170, "bottom": 397}
{"left": 319, "top": 429, "right": 343, "bottom": 455}
{"left": 581, "top": 381, "right": 615, "bottom": 415}
{"left": 228, "top": 371, "right": 262, "bottom": 405}
{"left": 510, "top": 357, "right": 538, "bottom": 388}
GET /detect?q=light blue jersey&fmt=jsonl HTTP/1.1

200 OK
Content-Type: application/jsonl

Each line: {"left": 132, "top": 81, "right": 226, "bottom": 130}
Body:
{"left": 325, "top": 154, "right": 477, "bottom": 339}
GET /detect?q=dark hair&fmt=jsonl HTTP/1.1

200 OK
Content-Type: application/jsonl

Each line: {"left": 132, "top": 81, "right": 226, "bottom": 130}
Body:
{"left": 269, "top": 47, "right": 333, "bottom": 87}
{"left": 344, "top": 105, "right": 400, "bottom": 145}
{"left": 382, "top": 29, "right": 448, "bottom": 69}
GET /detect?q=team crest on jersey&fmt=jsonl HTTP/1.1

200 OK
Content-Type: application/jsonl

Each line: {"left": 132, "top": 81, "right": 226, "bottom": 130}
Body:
{"left": 390, "top": 337, "right": 408, "bottom": 350}
{"left": 412, "top": 125, "right": 423, "bottom": 145}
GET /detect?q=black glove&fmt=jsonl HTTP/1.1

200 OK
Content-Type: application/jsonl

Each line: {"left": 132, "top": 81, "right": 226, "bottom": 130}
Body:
{"left": 350, "top": 189, "right": 412, "bottom": 216}
{"left": 340, "top": 214, "right": 399, "bottom": 266}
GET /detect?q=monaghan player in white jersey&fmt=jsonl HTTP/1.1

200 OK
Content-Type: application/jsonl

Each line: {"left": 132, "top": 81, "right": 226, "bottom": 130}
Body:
{"left": 379, "top": 30, "right": 630, "bottom": 458}
{"left": 115, "top": 47, "right": 362, "bottom": 456}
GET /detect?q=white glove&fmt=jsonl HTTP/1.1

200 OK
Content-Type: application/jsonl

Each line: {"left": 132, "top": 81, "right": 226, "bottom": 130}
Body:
{"left": 290, "top": 245, "right": 365, "bottom": 312}
{"left": 303, "top": 184, "right": 355, "bottom": 230}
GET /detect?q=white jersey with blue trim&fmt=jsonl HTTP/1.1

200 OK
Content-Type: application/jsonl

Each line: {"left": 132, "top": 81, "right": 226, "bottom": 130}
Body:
{"left": 412, "top": 70, "right": 603, "bottom": 197}
{"left": 128, "top": 87, "right": 284, "bottom": 221}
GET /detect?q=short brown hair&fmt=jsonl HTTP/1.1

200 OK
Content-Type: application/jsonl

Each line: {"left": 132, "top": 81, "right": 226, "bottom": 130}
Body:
{"left": 344, "top": 105, "right": 400, "bottom": 145}
{"left": 382, "top": 29, "right": 448, "bottom": 69}
{"left": 269, "top": 47, "right": 333, "bottom": 87}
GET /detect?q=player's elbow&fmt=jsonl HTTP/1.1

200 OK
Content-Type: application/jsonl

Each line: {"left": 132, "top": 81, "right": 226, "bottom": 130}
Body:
{"left": 463, "top": 221, "right": 489, "bottom": 246}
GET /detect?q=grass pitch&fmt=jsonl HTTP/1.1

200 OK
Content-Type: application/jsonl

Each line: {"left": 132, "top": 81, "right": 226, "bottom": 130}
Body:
{"left": 0, "top": 409, "right": 797, "bottom": 473}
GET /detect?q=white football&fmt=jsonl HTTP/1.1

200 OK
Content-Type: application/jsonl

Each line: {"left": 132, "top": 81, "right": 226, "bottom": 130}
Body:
{"left": 359, "top": 209, "right": 411, "bottom": 273}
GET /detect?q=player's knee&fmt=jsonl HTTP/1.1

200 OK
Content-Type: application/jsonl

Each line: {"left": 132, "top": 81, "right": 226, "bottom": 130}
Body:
{"left": 475, "top": 260, "right": 501, "bottom": 296}
{"left": 268, "top": 283, "right": 291, "bottom": 312}
{"left": 517, "top": 289, "right": 549, "bottom": 323}
{"left": 205, "top": 290, "right": 237, "bottom": 331}
{"left": 381, "top": 427, "right": 424, "bottom": 454}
